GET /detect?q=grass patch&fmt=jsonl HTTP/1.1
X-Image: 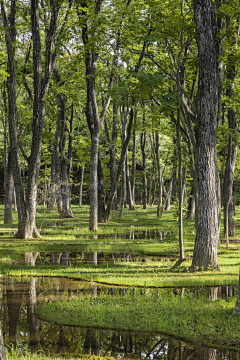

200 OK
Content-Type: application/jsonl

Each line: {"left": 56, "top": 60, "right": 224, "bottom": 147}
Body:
{"left": 36, "top": 288, "right": 240, "bottom": 350}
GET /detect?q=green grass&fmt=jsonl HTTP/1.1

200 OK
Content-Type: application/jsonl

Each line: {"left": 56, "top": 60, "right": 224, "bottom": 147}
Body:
{"left": 6, "top": 349, "right": 113, "bottom": 360}
{"left": 1, "top": 204, "right": 240, "bottom": 352}
{"left": 36, "top": 288, "right": 240, "bottom": 350}
{"left": 0, "top": 204, "right": 240, "bottom": 288}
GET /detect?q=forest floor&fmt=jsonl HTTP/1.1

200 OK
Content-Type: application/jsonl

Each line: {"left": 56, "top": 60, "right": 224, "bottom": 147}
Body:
{"left": 1, "top": 204, "right": 240, "bottom": 353}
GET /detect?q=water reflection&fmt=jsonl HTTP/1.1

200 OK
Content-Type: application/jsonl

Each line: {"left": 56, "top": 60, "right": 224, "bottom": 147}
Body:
{"left": 9, "top": 250, "right": 178, "bottom": 267}
{"left": 0, "top": 276, "right": 239, "bottom": 359}
{"left": 74, "top": 229, "right": 172, "bottom": 241}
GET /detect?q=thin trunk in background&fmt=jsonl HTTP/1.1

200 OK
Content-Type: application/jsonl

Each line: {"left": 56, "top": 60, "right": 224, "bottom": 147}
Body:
{"left": 141, "top": 112, "right": 147, "bottom": 209}
{"left": 54, "top": 66, "right": 74, "bottom": 218}
{"left": 4, "top": 151, "right": 14, "bottom": 224}
{"left": 131, "top": 111, "right": 137, "bottom": 207}
{"left": 155, "top": 132, "right": 163, "bottom": 217}
{"left": 79, "top": 164, "right": 85, "bottom": 207}
{"left": 223, "top": 12, "right": 240, "bottom": 238}
{"left": 125, "top": 148, "right": 135, "bottom": 210}
{"left": 177, "top": 107, "right": 185, "bottom": 262}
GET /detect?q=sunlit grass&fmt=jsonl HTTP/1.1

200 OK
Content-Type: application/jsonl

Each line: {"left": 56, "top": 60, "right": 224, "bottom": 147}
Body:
{"left": 36, "top": 288, "right": 240, "bottom": 349}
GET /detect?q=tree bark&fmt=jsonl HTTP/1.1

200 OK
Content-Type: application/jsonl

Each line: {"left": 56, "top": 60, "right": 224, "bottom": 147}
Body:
{"left": 190, "top": 0, "right": 221, "bottom": 271}
{"left": 1, "top": 0, "right": 69, "bottom": 238}
{"left": 155, "top": 132, "right": 163, "bottom": 217}
{"left": 141, "top": 124, "right": 147, "bottom": 209}
{"left": 4, "top": 151, "right": 14, "bottom": 224}
{"left": 54, "top": 67, "right": 74, "bottom": 219}
{"left": 131, "top": 111, "right": 137, "bottom": 207}
{"left": 126, "top": 148, "right": 135, "bottom": 210}
{"left": 79, "top": 164, "right": 85, "bottom": 207}
{"left": 223, "top": 15, "right": 240, "bottom": 237}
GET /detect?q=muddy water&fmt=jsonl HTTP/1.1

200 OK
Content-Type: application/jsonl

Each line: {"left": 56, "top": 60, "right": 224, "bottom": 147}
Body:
{"left": 0, "top": 276, "right": 239, "bottom": 359}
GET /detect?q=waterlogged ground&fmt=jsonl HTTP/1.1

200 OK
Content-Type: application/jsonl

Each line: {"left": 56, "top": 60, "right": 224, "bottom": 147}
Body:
{"left": 1, "top": 275, "right": 240, "bottom": 359}
{"left": 0, "top": 205, "right": 240, "bottom": 358}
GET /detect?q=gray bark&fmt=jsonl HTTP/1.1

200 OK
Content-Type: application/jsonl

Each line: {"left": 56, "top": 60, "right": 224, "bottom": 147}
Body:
{"left": 223, "top": 15, "right": 240, "bottom": 238}
{"left": 131, "top": 111, "right": 137, "bottom": 206}
{"left": 0, "top": 322, "right": 6, "bottom": 360}
{"left": 54, "top": 66, "right": 74, "bottom": 219}
{"left": 155, "top": 132, "right": 163, "bottom": 217}
{"left": 4, "top": 151, "right": 13, "bottom": 224}
{"left": 141, "top": 123, "right": 147, "bottom": 209}
{"left": 126, "top": 148, "right": 135, "bottom": 210}
{"left": 1, "top": 0, "right": 71, "bottom": 238}
{"left": 79, "top": 164, "right": 85, "bottom": 207}
{"left": 190, "top": 0, "right": 221, "bottom": 271}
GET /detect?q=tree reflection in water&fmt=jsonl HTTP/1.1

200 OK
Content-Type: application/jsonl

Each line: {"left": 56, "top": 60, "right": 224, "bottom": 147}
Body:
{"left": 0, "top": 277, "right": 239, "bottom": 359}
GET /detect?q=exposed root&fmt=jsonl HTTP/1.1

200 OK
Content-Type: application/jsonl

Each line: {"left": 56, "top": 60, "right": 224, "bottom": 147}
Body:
{"left": 171, "top": 257, "right": 189, "bottom": 270}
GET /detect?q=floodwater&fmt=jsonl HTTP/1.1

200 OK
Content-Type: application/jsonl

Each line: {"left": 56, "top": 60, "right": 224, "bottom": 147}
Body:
{"left": 7, "top": 250, "right": 177, "bottom": 267}
{"left": 0, "top": 276, "right": 239, "bottom": 359}
{"left": 42, "top": 228, "right": 173, "bottom": 242}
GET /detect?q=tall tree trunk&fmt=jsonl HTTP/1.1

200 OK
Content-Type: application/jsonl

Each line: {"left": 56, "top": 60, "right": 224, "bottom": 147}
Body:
{"left": 185, "top": 182, "right": 195, "bottom": 220}
{"left": 223, "top": 15, "right": 240, "bottom": 237}
{"left": 177, "top": 108, "right": 184, "bottom": 262}
{"left": 131, "top": 111, "right": 137, "bottom": 207}
{"left": 4, "top": 151, "right": 14, "bottom": 224}
{"left": 0, "top": 321, "right": 6, "bottom": 360}
{"left": 164, "top": 175, "right": 173, "bottom": 211}
{"left": 171, "top": 138, "right": 177, "bottom": 200}
{"left": 48, "top": 131, "right": 62, "bottom": 212}
{"left": 190, "top": 0, "right": 221, "bottom": 271}
{"left": 79, "top": 164, "right": 85, "bottom": 207}
{"left": 126, "top": 148, "right": 135, "bottom": 210}
{"left": 155, "top": 132, "right": 163, "bottom": 217}
{"left": 54, "top": 67, "right": 74, "bottom": 219}
{"left": 109, "top": 103, "right": 118, "bottom": 210}
{"left": 141, "top": 128, "right": 147, "bottom": 210}
{"left": 1, "top": 0, "right": 68, "bottom": 238}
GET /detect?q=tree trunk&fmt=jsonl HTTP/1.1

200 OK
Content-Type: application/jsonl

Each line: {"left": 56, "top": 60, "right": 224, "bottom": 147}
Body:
{"left": 79, "top": 164, "right": 85, "bottom": 207}
{"left": 1, "top": 0, "right": 65, "bottom": 238}
{"left": 223, "top": 17, "right": 239, "bottom": 237}
{"left": 233, "top": 269, "right": 240, "bottom": 316}
{"left": 141, "top": 128, "right": 147, "bottom": 210}
{"left": 54, "top": 67, "right": 74, "bottom": 219}
{"left": 164, "top": 175, "right": 173, "bottom": 211}
{"left": 4, "top": 151, "right": 14, "bottom": 224}
{"left": 0, "top": 321, "right": 6, "bottom": 360}
{"left": 190, "top": 0, "right": 221, "bottom": 271}
{"left": 110, "top": 103, "right": 118, "bottom": 210}
{"left": 155, "top": 132, "right": 163, "bottom": 217}
{"left": 48, "top": 131, "right": 62, "bottom": 212}
{"left": 172, "top": 138, "right": 177, "bottom": 200}
{"left": 116, "top": 161, "right": 126, "bottom": 219}
{"left": 131, "top": 111, "right": 137, "bottom": 207}
{"left": 185, "top": 182, "right": 195, "bottom": 220}
{"left": 177, "top": 108, "right": 184, "bottom": 262}
{"left": 126, "top": 148, "right": 135, "bottom": 210}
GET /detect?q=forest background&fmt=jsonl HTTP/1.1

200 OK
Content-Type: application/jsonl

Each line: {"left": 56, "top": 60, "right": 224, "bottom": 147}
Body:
{"left": 0, "top": 0, "right": 240, "bottom": 271}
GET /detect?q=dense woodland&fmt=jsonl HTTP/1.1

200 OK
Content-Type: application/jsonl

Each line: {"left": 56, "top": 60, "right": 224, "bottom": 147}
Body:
{"left": 0, "top": 0, "right": 240, "bottom": 273}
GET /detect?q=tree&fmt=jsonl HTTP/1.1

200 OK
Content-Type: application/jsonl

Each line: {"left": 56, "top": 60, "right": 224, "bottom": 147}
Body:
{"left": 190, "top": 0, "right": 221, "bottom": 271}
{"left": 1, "top": 0, "right": 74, "bottom": 238}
